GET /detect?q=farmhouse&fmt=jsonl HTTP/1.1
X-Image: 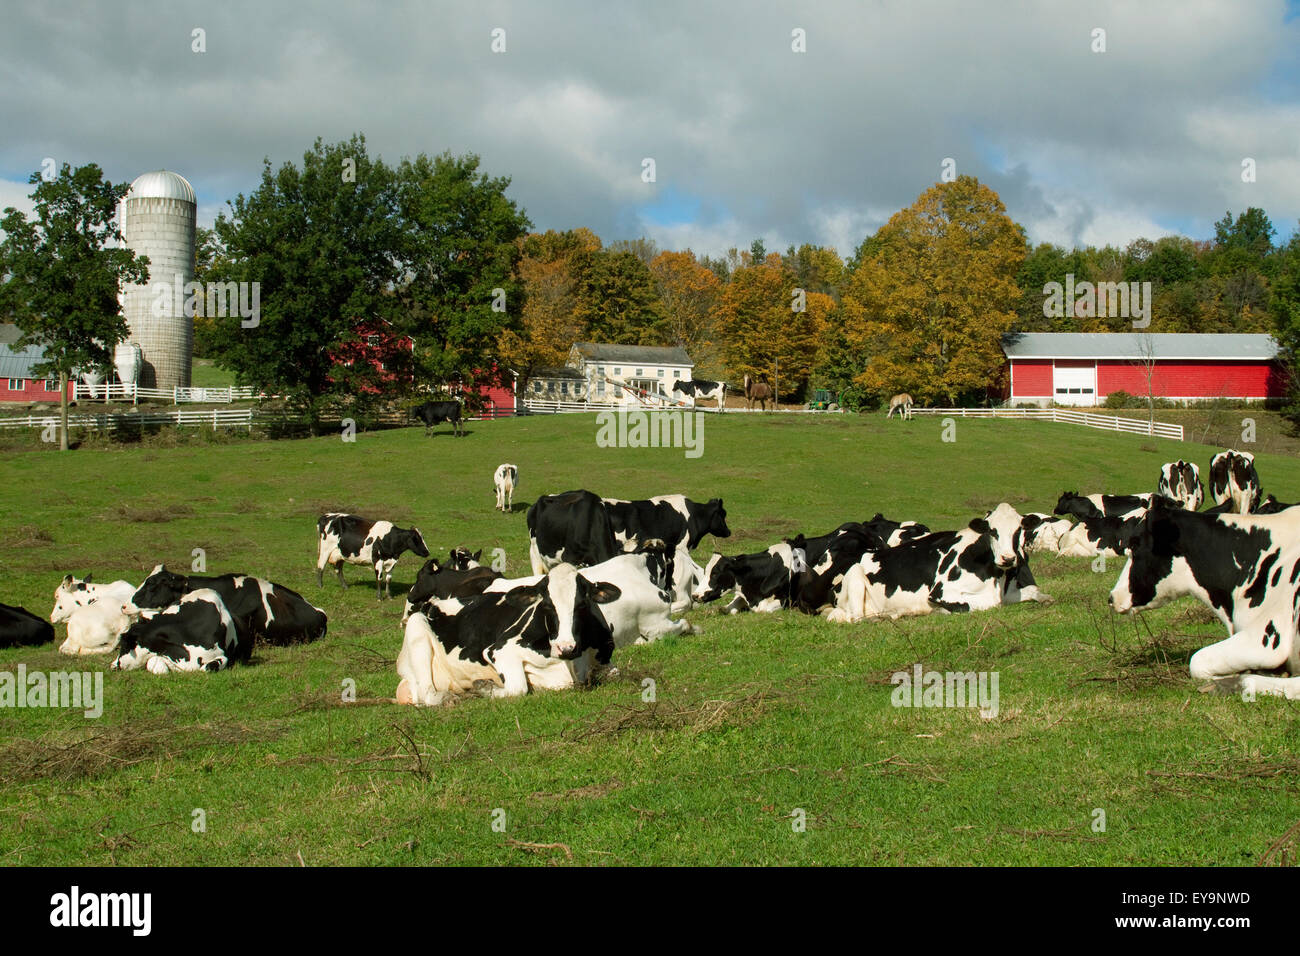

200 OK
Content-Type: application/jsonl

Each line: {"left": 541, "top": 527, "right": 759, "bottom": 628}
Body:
{"left": 0, "top": 325, "right": 71, "bottom": 404}
{"left": 568, "top": 342, "right": 694, "bottom": 404}
{"left": 1003, "top": 332, "right": 1286, "bottom": 407}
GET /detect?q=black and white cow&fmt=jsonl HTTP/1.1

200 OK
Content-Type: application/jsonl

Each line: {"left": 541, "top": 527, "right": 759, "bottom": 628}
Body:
{"left": 1021, "top": 512, "right": 1075, "bottom": 553}
{"left": 692, "top": 542, "right": 805, "bottom": 614}
{"left": 527, "top": 490, "right": 730, "bottom": 574}
{"left": 316, "top": 513, "right": 430, "bottom": 599}
{"left": 1108, "top": 502, "right": 1300, "bottom": 696}
{"left": 413, "top": 400, "right": 464, "bottom": 437}
{"left": 112, "top": 589, "right": 247, "bottom": 674}
{"left": 1158, "top": 460, "right": 1203, "bottom": 511}
{"left": 827, "top": 504, "right": 1048, "bottom": 622}
{"left": 1054, "top": 491, "right": 1155, "bottom": 521}
{"left": 395, "top": 564, "right": 621, "bottom": 703}
{"left": 1256, "top": 495, "right": 1297, "bottom": 515}
{"left": 127, "top": 565, "right": 328, "bottom": 645}
{"left": 493, "top": 464, "right": 518, "bottom": 512}
{"left": 0, "top": 603, "right": 54, "bottom": 648}
{"left": 1208, "top": 450, "right": 1262, "bottom": 514}
{"left": 402, "top": 558, "right": 503, "bottom": 623}
{"left": 671, "top": 378, "right": 726, "bottom": 411}
{"left": 786, "top": 516, "right": 926, "bottom": 614}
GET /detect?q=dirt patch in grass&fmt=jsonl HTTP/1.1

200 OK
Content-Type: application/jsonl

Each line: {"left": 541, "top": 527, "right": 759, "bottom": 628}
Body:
{"left": 529, "top": 777, "right": 624, "bottom": 803}
{"left": 6, "top": 525, "right": 54, "bottom": 547}
{"left": 0, "top": 717, "right": 286, "bottom": 784}
{"left": 561, "top": 686, "right": 785, "bottom": 741}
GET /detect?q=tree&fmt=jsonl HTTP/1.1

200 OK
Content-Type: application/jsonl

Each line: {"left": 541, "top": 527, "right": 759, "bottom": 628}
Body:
{"left": 206, "top": 135, "right": 404, "bottom": 428}
{"left": 0, "top": 163, "right": 149, "bottom": 450}
{"left": 575, "top": 249, "right": 663, "bottom": 345}
{"left": 394, "top": 151, "right": 531, "bottom": 392}
{"left": 649, "top": 250, "right": 721, "bottom": 368}
{"left": 844, "top": 176, "right": 1025, "bottom": 406}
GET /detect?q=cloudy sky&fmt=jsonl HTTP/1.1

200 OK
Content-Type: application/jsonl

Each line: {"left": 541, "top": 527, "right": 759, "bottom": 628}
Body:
{"left": 3, "top": 0, "right": 1299, "bottom": 258}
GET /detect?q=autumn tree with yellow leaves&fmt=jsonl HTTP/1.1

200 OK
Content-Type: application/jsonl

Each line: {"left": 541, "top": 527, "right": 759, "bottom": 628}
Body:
{"left": 844, "top": 176, "right": 1025, "bottom": 406}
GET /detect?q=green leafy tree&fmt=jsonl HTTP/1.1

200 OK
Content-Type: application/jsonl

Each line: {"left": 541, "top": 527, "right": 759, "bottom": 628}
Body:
{"left": 0, "top": 163, "right": 149, "bottom": 450}
{"left": 576, "top": 249, "right": 664, "bottom": 345}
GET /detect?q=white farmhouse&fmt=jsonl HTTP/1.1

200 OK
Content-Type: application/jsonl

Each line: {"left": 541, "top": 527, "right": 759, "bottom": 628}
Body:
{"left": 567, "top": 342, "right": 694, "bottom": 405}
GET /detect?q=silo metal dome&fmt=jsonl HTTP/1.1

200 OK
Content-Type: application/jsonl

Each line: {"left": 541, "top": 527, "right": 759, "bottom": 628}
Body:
{"left": 121, "top": 169, "right": 197, "bottom": 390}
{"left": 127, "top": 170, "right": 196, "bottom": 204}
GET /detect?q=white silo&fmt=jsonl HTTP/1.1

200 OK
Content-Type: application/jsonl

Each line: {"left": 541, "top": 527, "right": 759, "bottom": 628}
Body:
{"left": 121, "top": 170, "right": 196, "bottom": 390}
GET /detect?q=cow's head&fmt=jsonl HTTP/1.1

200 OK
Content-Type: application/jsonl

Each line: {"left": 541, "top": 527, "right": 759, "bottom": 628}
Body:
{"left": 971, "top": 503, "right": 1030, "bottom": 569}
{"left": 50, "top": 573, "right": 95, "bottom": 623}
{"left": 540, "top": 564, "right": 620, "bottom": 658}
{"left": 1022, "top": 513, "right": 1072, "bottom": 552}
{"left": 110, "top": 622, "right": 151, "bottom": 671}
{"left": 448, "top": 547, "right": 481, "bottom": 570}
{"left": 692, "top": 554, "right": 736, "bottom": 604}
{"left": 1053, "top": 492, "right": 1097, "bottom": 519}
{"left": 404, "top": 528, "right": 430, "bottom": 559}
{"left": 700, "top": 499, "right": 730, "bottom": 540}
{"left": 125, "top": 564, "right": 189, "bottom": 615}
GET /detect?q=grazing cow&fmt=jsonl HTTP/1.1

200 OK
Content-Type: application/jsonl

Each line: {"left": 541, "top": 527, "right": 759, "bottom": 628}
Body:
{"left": 50, "top": 574, "right": 137, "bottom": 624}
{"left": 413, "top": 400, "right": 464, "bottom": 437}
{"left": 493, "top": 463, "right": 518, "bottom": 512}
{"left": 0, "top": 603, "right": 54, "bottom": 648}
{"left": 887, "top": 393, "right": 913, "bottom": 420}
{"left": 403, "top": 558, "right": 503, "bottom": 624}
{"left": 127, "top": 565, "right": 328, "bottom": 645}
{"left": 112, "top": 589, "right": 246, "bottom": 674}
{"left": 827, "top": 504, "right": 1047, "bottom": 623}
{"left": 61, "top": 602, "right": 132, "bottom": 656}
{"left": 395, "top": 564, "right": 621, "bottom": 703}
{"left": 527, "top": 490, "right": 730, "bottom": 574}
{"left": 692, "top": 542, "right": 806, "bottom": 614}
{"left": 316, "top": 513, "right": 430, "bottom": 599}
{"left": 1208, "top": 450, "right": 1262, "bottom": 514}
{"left": 1158, "top": 460, "right": 1204, "bottom": 511}
{"left": 671, "top": 378, "right": 726, "bottom": 411}
{"left": 1108, "top": 503, "right": 1300, "bottom": 696}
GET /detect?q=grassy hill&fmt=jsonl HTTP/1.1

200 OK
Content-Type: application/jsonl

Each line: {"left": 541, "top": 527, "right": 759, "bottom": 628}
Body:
{"left": 1, "top": 412, "right": 1297, "bottom": 865}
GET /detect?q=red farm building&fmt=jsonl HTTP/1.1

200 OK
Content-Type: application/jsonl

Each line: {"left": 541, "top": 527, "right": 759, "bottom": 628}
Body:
{"left": 0, "top": 325, "right": 73, "bottom": 404}
{"left": 1003, "top": 333, "right": 1287, "bottom": 407}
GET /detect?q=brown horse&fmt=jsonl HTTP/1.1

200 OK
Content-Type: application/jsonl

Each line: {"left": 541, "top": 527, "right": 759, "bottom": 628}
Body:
{"left": 744, "top": 374, "right": 773, "bottom": 411}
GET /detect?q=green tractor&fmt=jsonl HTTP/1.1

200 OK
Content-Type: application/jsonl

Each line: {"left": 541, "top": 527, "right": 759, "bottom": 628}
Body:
{"left": 807, "top": 388, "right": 833, "bottom": 411}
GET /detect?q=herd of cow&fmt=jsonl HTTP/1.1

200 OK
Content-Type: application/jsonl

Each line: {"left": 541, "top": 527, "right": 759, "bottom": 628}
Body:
{"left": 2, "top": 447, "right": 1298, "bottom": 701}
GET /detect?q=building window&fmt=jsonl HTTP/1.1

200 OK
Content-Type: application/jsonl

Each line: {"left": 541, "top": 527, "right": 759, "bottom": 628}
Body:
{"left": 44, "top": 380, "right": 56, "bottom": 391}
{"left": 366, "top": 334, "right": 380, "bottom": 347}
{"left": 560, "top": 382, "right": 568, "bottom": 395}
{"left": 613, "top": 367, "right": 621, "bottom": 375}
{"left": 636, "top": 368, "right": 643, "bottom": 376}
{"left": 674, "top": 369, "right": 682, "bottom": 378}
{"left": 597, "top": 380, "right": 606, "bottom": 395}
{"left": 533, "top": 381, "right": 542, "bottom": 393}
{"left": 8, "top": 379, "right": 23, "bottom": 391}
{"left": 657, "top": 368, "right": 665, "bottom": 378}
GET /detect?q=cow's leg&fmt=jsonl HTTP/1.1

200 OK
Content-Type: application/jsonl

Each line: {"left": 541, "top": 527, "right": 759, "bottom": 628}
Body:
{"left": 528, "top": 539, "right": 550, "bottom": 576}
{"left": 1189, "top": 617, "right": 1292, "bottom": 681}
{"left": 489, "top": 645, "right": 531, "bottom": 698}
{"left": 316, "top": 538, "right": 334, "bottom": 587}
{"left": 335, "top": 561, "right": 348, "bottom": 588}
{"left": 374, "top": 562, "right": 384, "bottom": 600}
{"left": 1224, "top": 674, "right": 1300, "bottom": 699}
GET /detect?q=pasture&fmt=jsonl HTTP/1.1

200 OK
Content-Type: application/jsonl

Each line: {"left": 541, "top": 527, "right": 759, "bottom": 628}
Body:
{"left": 1, "top": 412, "right": 1298, "bottom": 866}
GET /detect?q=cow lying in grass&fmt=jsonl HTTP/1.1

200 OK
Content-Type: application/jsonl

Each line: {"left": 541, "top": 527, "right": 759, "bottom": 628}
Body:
{"left": 112, "top": 589, "right": 248, "bottom": 674}
{"left": 1109, "top": 500, "right": 1300, "bottom": 697}
{"left": 0, "top": 603, "right": 54, "bottom": 648}
{"left": 50, "top": 574, "right": 136, "bottom": 624}
{"left": 826, "top": 504, "right": 1048, "bottom": 623}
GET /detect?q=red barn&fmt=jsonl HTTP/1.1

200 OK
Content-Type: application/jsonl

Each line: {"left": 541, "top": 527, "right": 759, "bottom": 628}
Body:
{"left": 1003, "top": 333, "right": 1286, "bottom": 407}
{"left": 330, "top": 319, "right": 416, "bottom": 393}
{"left": 0, "top": 325, "right": 73, "bottom": 404}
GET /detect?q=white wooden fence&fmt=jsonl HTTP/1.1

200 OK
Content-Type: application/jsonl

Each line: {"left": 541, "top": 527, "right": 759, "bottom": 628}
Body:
{"left": 910, "top": 406, "right": 1184, "bottom": 441}
{"left": 0, "top": 407, "right": 256, "bottom": 432}
{"left": 71, "top": 382, "right": 259, "bottom": 404}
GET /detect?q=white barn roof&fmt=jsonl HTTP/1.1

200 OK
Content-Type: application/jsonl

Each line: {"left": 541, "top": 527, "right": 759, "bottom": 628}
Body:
{"left": 1003, "top": 333, "right": 1280, "bottom": 361}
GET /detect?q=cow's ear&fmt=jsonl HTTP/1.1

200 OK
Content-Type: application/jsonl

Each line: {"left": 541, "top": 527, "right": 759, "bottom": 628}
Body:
{"left": 84, "top": 573, "right": 93, "bottom": 584}
{"left": 968, "top": 518, "right": 991, "bottom": 534}
{"left": 61, "top": 573, "right": 74, "bottom": 587}
{"left": 1021, "top": 514, "right": 1044, "bottom": 532}
{"left": 588, "top": 581, "right": 622, "bottom": 604}
{"left": 472, "top": 549, "right": 482, "bottom": 561}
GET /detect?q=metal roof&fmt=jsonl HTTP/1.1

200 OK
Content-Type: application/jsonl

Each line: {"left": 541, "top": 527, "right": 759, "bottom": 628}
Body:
{"left": 572, "top": 342, "right": 693, "bottom": 366}
{"left": 0, "top": 334, "right": 51, "bottom": 380}
{"left": 1002, "top": 333, "right": 1280, "bottom": 361}
{"left": 532, "top": 366, "right": 586, "bottom": 380}
{"left": 126, "top": 170, "right": 196, "bottom": 204}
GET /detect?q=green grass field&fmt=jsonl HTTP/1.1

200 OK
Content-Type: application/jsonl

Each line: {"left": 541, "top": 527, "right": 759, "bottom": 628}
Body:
{"left": 2, "top": 412, "right": 1298, "bottom": 866}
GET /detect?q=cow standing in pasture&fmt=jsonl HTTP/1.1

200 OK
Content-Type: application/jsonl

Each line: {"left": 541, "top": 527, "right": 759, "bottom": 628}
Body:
{"left": 413, "top": 400, "right": 464, "bottom": 437}
{"left": 494, "top": 464, "right": 518, "bottom": 512}
{"left": 671, "top": 379, "right": 726, "bottom": 411}
{"left": 1108, "top": 502, "right": 1300, "bottom": 697}
{"left": 0, "top": 603, "right": 54, "bottom": 648}
{"left": 317, "top": 513, "right": 430, "bottom": 599}
{"left": 1157, "top": 460, "right": 1203, "bottom": 511}
{"left": 1208, "top": 450, "right": 1262, "bottom": 514}
{"left": 127, "top": 564, "right": 328, "bottom": 644}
